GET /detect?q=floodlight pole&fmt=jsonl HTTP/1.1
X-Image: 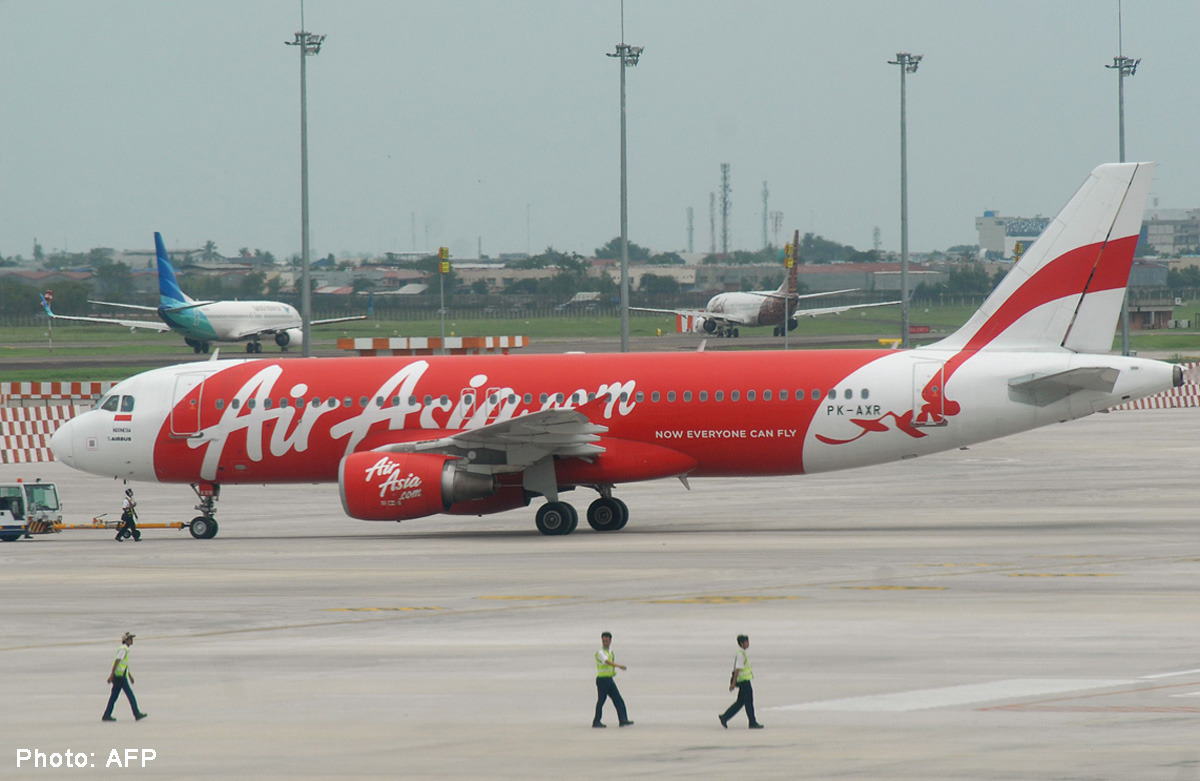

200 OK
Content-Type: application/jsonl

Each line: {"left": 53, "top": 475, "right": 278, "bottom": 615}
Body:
{"left": 608, "top": 27, "right": 642, "bottom": 353}
{"left": 1107, "top": 28, "right": 1139, "bottom": 356}
{"left": 889, "top": 52, "right": 921, "bottom": 349}
{"left": 286, "top": 13, "right": 324, "bottom": 358}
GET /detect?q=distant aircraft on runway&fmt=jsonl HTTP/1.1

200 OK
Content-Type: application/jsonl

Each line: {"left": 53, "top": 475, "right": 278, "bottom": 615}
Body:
{"left": 51, "top": 164, "right": 1181, "bottom": 540}
{"left": 632, "top": 250, "right": 900, "bottom": 338}
{"left": 40, "top": 232, "right": 364, "bottom": 354}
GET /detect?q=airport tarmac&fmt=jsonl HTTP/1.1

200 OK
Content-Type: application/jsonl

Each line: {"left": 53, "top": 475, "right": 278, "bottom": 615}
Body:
{"left": 2, "top": 407, "right": 1198, "bottom": 779}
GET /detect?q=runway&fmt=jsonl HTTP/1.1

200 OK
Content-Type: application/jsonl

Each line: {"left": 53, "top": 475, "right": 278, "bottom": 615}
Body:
{"left": 2, "top": 407, "right": 1198, "bottom": 779}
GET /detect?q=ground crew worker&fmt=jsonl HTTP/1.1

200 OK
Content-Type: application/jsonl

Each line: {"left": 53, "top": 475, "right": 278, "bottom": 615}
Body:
{"left": 719, "top": 634, "right": 763, "bottom": 729}
{"left": 593, "top": 631, "right": 633, "bottom": 728}
{"left": 115, "top": 488, "right": 140, "bottom": 542}
{"left": 102, "top": 632, "right": 147, "bottom": 722}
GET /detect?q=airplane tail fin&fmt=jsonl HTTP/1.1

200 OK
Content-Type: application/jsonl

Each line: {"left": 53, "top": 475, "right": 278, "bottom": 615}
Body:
{"left": 934, "top": 162, "right": 1153, "bottom": 354}
{"left": 39, "top": 293, "right": 56, "bottom": 318}
{"left": 154, "top": 232, "right": 190, "bottom": 307}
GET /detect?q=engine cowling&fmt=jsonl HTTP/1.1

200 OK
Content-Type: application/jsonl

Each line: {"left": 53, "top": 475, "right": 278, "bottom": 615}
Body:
{"left": 339, "top": 451, "right": 498, "bottom": 521}
{"left": 275, "top": 328, "right": 303, "bottom": 349}
{"left": 701, "top": 318, "right": 717, "bottom": 333}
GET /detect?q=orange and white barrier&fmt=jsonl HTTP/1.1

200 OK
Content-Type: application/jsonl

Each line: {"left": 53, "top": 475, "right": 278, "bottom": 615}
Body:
{"left": 0, "top": 381, "right": 112, "bottom": 403}
{"left": 0, "top": 405, "right": 83, "bottom": 463}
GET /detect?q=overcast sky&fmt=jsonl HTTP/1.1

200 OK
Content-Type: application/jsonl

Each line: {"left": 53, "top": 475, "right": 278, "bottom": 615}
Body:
{"left": 2, "top": 1, "right": 1196, "bottom": 261}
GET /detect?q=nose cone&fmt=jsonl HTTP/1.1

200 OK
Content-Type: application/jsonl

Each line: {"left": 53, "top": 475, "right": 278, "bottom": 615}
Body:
{"left": 50, "top": 419, "right": 75, "bottom": 467}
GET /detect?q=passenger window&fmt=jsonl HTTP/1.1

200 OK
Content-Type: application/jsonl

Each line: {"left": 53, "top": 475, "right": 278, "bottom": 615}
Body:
{"left": 540, "top": 393, "right": 548, "bottom": 404}
{"left": 619, "top": 392, "right": 629, "bottom": 402}
{"left": 440, "top": 395, "right": 450, "bottom": 406}
{"left": 651, "top": 391, "right": 660, "bottom": 402}
{"left": 683, "top": 391, "right": 692, "bottom": 402}
{"left": 699, "top": 391, "right": 708, "bottom": 402}
{"left": 216, "top": 399, "right": 225, "bottom": 410}
{"left": 489, "top": 394, "right": 498, "bottom": 405}
{"left": 555, "top": 393, "right": 565, "bottom": 405}
{"left": 845, "top": 389, "right": 853, "bottom": 400}
{"left": 829, "top": 389, "right": 837, "bottom": 400}
{"left": 810, "top": 389, "right": 820, "bottom": 401}
{"left": 635, "top": 391, "right": 644, "bottom": 403}
{"left": 780, "top": 390, "right": 788, "bottom": 401}
{"left": 391, "top": 396, "right": 400, "bottom": 406}
{"left": 328, "top": 398, "right": 338, "bottom": 408}
{"left": 375, "top": 397, "right": 384, "bottom": 407}
{"left": 310, "top": 397, "right": 321, "bottom": 407}
{"left": 344, "top": 397, "right": 353, "bottom": 408}
{"left": 101, "top": 396, "right": 120, "bottom": 412}
{"left": 358, "top": 397, "right": 368, "bottom": 407}
{"left": 747, "top": 390, "right": 756, "bottom": 402}
{"left": 247, "top": 399, "right": 257, "bottom": 409}
{"left": 280, "top": 398, "right": 289, "bottom": 408}
{"left": 424, "top": 395, "right": 433, "bottom": 406}
{"left": 263, "top": 399, "right": 273, "bottom": 409}
{"left": 862, "top": 389, "right": 870, "bottom": 400}
{"left": 296, "top": 398, "right": 306, "bottom": 408}
{"left": 410, "top": 396, "right": 418, "bottom": 406}
{"left": 524, "top": 393, "right": 533, "bottom": 404}
{"left": 715, "top": 391, "right": 724, "bottom": 402}
{"left": 120, "top": 396, "right": 135, "bottom": 412}
{"left": 588, "top": 392, "right": 596, "bottom": 402}
{"left": 731, "top": 391, "right": 740, "bottom": 402}
{"left": 232, "top": 399, "right": 241, "bottom": 410}
{"left": 763, "top": 390, "right": 772, "bottom": 401}
{"left": 667, "top": 391, "right": 676, "bottom": 402}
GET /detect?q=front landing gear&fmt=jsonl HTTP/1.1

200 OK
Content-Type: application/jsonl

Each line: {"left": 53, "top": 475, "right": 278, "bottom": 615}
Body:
{"left": 188, "top": 483, "right": 221, "bottom": 539}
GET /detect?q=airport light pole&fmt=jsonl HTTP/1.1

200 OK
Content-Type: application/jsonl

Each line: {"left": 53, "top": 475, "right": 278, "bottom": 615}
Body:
{"left": 889, "top": 52, "right": 921, "bottom": 349}
{"left": 1107, "top": 24, "right": 1139, "bottom": 356}
{"left": 608, "top": 30, "right": 642, "bottom": 353}
{"left": 286, "top": 17, "right": 324, "bottom": 358}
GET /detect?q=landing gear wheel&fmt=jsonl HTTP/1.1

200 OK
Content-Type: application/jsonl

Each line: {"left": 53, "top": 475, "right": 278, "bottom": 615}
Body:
{"left": 189, "top": 516, "right": 219, "bottom": 539}
{"left": 732, "top": 328, "right": 740, "bottom": 338}
{"left": 535, "top": 502, "right": 575, "bottom": 536}
{"left": 565, "top": 504, "right": 579, "bottom": 534}
{"left": 613, "top": 498, "right": 629, "bottom": 530}
{"left": 587, "top": 497, "right": 625, "bottom": 531}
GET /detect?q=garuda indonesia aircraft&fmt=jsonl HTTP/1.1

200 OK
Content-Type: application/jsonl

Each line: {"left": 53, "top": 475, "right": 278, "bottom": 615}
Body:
{"left": 51, "top": 164, "right": 1182, "bottom": 540}
{"left": 41, "top": 232, "right": 363, "bottom": 354}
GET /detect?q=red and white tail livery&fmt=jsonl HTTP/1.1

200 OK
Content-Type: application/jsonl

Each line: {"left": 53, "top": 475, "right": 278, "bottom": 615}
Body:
{"left": 51, "top": 164, "right": 1181, "bottom": 538}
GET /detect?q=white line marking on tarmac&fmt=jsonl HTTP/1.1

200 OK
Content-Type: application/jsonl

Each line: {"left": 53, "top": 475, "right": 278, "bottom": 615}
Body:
{"left": 1141, "top": 669, "right": 1200, "bottom": 680}
{"left": 1169, "top": 692, "right": 1200, "bottom": 698}
{"left": 775, "top": 679, "right": 1133, "bottom": 712}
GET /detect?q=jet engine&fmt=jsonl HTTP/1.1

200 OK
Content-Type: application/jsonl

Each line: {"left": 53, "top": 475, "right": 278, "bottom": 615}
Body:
{"left": 338, "top": 451, "right": 498, "bottom": 521}
{"left": 275, "top": 328, "right": 303, "bottom": 349}
{"left": 701, "top": 318, "right": 717, "bottom": 334}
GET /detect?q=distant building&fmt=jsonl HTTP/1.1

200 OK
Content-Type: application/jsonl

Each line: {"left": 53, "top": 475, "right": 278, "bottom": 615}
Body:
{"left": 1144, "top": 209, "right": 1200, "bottom": 256}
{"left": 975, "top": 211, "right": 1050, "bottom": 256}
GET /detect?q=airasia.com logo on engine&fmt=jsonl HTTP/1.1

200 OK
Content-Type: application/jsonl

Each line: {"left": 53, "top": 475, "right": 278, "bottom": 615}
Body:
{"left": 364, "top": 456, "right": 424, "bottom": 504}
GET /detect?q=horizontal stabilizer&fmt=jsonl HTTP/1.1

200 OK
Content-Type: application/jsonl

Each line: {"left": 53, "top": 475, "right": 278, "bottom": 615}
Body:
{"left": 1008, "top": 367, "right": 1119, "bottom": 406}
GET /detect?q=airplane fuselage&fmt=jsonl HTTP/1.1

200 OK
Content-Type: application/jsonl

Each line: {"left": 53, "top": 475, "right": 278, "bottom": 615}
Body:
{"left": 159, "top": 300, "right": 300, "bottom": 344}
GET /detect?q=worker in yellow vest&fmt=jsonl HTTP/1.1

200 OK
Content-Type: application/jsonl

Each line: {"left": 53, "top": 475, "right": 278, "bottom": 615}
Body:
{"left": 719, "top": 634, "right": 763, "bottom": 729}
{"left": 102, "top": 632, "right": 147, "bottom": 722}
{"left": 592, "top": 631, "right": 633, "bottom": 728}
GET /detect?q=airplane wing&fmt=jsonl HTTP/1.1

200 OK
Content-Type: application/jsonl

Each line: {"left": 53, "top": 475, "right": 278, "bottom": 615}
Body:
{"left": 376, "top": 407, "right": 608, "bottom": 470}
{"left": 630, "top": 307, "right": 752, "bottom": 327}
{"left": 793, "top": 299, "right": 902, "bottom": 319}
{"left": 42, "top": 294, "right": 170, "bottom": 332}
{"left": 312, "top": 315, "right": 367, "bottom": 327}
{"left": 87, "top": 299, "right": 160, "bottom": 313}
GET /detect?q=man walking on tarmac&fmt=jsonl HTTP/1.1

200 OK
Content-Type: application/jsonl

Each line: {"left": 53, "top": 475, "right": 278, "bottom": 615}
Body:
{"left": 102, "top": 632, "right": 147, "bottom": 722}
{"left": 593, "top": 631, "right": 633, "bottom": 728}
{"left": 719, "top": 635, "right": 763, "bottom": 729}
{"left": 115, "top": 488, "right": 140, "bottom": 542}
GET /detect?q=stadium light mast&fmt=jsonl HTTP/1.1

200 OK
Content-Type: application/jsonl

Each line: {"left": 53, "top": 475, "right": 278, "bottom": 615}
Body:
{"left": 607, "top": 1, "right": 642, "bottom": 353}
{"left": 286, "top": 5, "right": 325, "bottom": 358}
{"left": 888, "top": 51, "right": 921, "bottom": 349}
{"left": 1107, "top": 1, "right": 1139, "bottom": 357}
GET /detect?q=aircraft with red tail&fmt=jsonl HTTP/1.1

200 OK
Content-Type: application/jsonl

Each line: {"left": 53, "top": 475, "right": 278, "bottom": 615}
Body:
{"left": 50, "top": 163, "right": 1181, "bottom": 538}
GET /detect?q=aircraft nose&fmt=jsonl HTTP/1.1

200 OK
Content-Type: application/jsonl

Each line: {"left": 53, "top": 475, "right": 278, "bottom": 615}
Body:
{"left": 50, "top": 419, "right": 75, "bottom": 467}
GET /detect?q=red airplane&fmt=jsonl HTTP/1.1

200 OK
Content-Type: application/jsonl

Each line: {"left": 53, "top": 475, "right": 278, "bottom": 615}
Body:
{"left": 51, "top": 163, "right": 1181, "bottom": 538}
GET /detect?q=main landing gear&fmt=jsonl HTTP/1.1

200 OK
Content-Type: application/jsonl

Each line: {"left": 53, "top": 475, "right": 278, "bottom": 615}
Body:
{"left": 185, "top": 338, "right": 211, "bottom": 354}
{"left": 187, "top": 483, "right": 220, "bottom": 539}
{"left": 245, "top": 341, "right": 264, "bottom": 354}
{"left": 534, "top": 487, "right": 629, "bottom": 536}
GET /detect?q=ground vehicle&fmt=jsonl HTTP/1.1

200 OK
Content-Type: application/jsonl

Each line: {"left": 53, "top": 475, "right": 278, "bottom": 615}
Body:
{"left": 0, "top": 480, "right": 62, "bottom": 541}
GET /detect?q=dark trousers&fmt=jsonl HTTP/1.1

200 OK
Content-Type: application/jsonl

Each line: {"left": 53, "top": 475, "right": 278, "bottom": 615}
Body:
{"left": 116, "top": 513, "right": 140, "bottom": 541}
{"left": 103, "top": 675, "right": 140, "bottom": 718}
{"left": 594, "top": 676, "right": 628, "bottom": 725}
{"left": 722, "top": 680, "right": 757, "bottom": 725}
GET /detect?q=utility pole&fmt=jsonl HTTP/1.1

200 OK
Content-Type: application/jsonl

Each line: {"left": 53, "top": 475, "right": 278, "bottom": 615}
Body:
{"left": 720, "top": 163, "right": 731, "bottom": 254}
{"left": 285, "top": 3, "right": 324, "bottom": 358}
{"left": 761, "top": 181, "right": 769, "bottom": 249}
{"left": 888, "top": 52, "right": 922, "bottom": 349}
{"left": 686, "top": 206, "right": 694, "bottom": 253}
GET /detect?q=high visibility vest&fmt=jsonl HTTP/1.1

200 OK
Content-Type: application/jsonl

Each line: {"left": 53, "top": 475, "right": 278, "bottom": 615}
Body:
{"left": 114, "top": 646, "right": 130, "bottom": 677}
{"left": 735, "top": 649, "right": 753, "bottom": 682}
{"left": 596, "top": 648, "right": 616, "bottom": 677}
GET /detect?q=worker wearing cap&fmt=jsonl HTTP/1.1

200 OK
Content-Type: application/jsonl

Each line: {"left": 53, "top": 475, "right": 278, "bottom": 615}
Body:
{"left": 719, "top": 635, "right": 763, "bottom": 729}
{"left": 116, "top": 488, "right": 140, "bottom": 542}
{"left": 102, "top": 632, "right": 147, "bottom": 722}
{"left": 593, "top": 631, "right": 633, "bottom": 728}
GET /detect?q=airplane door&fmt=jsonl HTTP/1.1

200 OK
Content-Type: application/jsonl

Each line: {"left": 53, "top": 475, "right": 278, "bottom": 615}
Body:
{"left": 912, "top": 360, "right": 946, "bottom": 427}
{"left": 169, "top": 373, "right": 207, "bottom": 438}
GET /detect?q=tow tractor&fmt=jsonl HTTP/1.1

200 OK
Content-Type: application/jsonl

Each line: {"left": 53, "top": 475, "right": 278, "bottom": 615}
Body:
{"left": 0, "top": 479, "right": 63, "bottom": 542}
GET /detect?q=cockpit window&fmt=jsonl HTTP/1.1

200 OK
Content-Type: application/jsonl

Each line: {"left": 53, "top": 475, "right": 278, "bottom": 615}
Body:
{"left": 120, "top": 396, "right": 135, "bottom": 412}
{"left": 100, "top": 396, "right": 120, "bottom": 412}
